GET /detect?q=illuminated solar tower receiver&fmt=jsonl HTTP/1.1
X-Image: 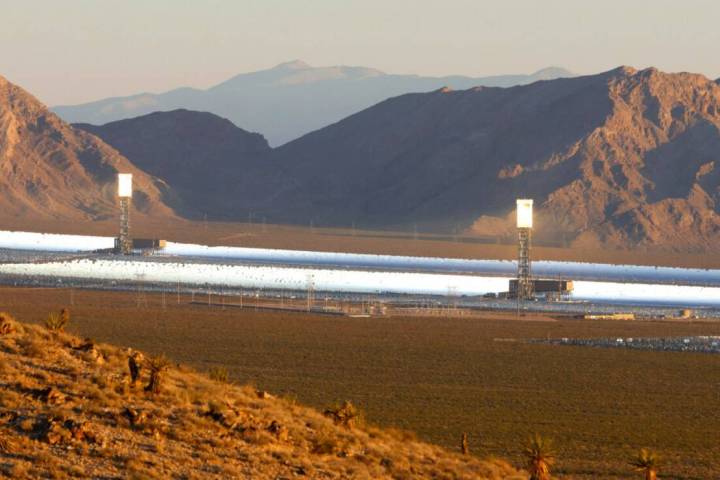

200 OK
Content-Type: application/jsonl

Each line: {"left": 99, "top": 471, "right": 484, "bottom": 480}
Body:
{"left": 116, "top": 173, "right": 133, "bottom": 255}
{"left": 516, "top": 199, "right": 533, "bottom": 300}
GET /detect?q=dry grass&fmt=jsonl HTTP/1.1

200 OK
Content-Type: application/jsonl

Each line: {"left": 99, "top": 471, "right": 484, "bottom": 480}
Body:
{"left": 0, "top": 312, "right": 524, "bottom": 479}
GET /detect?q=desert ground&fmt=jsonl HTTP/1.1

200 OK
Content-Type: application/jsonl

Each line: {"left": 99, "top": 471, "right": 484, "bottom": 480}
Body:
{"left": 2, "top": 286, "right": 719, "bottom": 478}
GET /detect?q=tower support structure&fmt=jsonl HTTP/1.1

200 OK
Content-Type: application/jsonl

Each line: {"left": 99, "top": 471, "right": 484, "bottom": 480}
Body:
{"left": 517, "top": 226, "right": 533, "bottom": 300}
{"left": 118, "top": 197, "right": 131, "bottom": 254}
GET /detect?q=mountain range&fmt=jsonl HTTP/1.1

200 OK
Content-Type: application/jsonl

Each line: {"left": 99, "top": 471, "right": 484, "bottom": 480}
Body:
{"left": 75, "top": 67, "right": 720, "bottom": 251}
{"left": 2, "top": 66, "right": 720, "bottom": 251}
{"left": 53, "top": 61, "right": 573, "bottom": 146}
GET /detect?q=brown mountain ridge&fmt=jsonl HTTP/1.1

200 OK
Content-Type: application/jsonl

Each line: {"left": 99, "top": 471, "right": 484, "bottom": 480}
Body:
{"left": 259, "top": 66, "right": 720, "bottom": 250}
{"left": 0, "top": 75, "right": 176, "bottom": 224}
{"left": 75, "top": 110, "right": 271, "bottom": 218}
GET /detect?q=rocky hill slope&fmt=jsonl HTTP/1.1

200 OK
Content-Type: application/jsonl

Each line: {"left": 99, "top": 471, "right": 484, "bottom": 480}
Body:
{"left": 0, "top": 313, "right": 523, "bottom": 479}
{"left": 265, "top": 67, "right": 720, "bottom": 250}
{"left": 76, "top": 110, "right": 272, "bottom": 218}
{"left": 0, "top": 75, "right": 175, "bottom": 225}
{"left": 53, "top": 61, "right": 572, "bottom": 146}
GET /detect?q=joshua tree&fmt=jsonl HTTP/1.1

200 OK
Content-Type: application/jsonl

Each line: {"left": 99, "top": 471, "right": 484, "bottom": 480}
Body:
{"left": 630, "top": 448, "right": 660, "bottom": 480}
{"left": 523, "top": 433, "right": 555, "bottom": 480}
{"left": 145, "top": 355, "right": 170, "bottom": 394}
{"left": 460, "top": 432, "right": 469, "bottom": 455}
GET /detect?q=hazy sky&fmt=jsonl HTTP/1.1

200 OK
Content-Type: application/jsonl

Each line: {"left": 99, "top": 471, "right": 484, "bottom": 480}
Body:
{"left": 2, "top": 0, "right": 719, "bottom": 105}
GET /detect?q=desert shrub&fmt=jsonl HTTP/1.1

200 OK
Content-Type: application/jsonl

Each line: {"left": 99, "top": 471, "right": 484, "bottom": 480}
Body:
{"left": 323, "top": 400, "right": 363, "bottom": 429}
{"left": 461, "top": 432, "right": 469, "bottom": 454}
{"left": 208, "top": 366, "right": 229, "bottom": 383}
{"left": 0, "top": 434, "right": 12, "bottom": 453}
{"left": 145, "top": 355, "right": 170, "bottom": 395}
{"left": 65, "top": 464, "right": 85, "bottom": 477}
{"left": 242, "top": 427, "right": 275, "bottom": 446}
{"left": 311, "top": 428, "right": 343, "bottom": 455}
{"left": 45, "top": 309, "right": 70, "bottom": 332}
{"left": 267, "top": 419, "right": 289, "bottom": 442}
{"left": 9, "top": 461, "right": 31, "bottom": 479}
{"left": 205, "top": 400, "right": 228, "bottom": 422}
{"left": 128, "top": 352, "right": 144, "bottom": 386}
{"left": 0, "top": 312, "right": 17, "bottom": 335}
{"left": 18, "top": 337, "right": 45, "bottom": 358}
{"left": 125, "top": 456, "right": 163, "bottom": 480}
{"left": 19, "top": 418, "right": 35, "bottom": 432}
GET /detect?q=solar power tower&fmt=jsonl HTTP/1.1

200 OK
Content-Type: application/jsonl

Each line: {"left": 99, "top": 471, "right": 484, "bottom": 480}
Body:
{"left": 516, "top": 199, "right": 534, "bottom": 300}
{"left": 116, "top": 173, "right": 133, "bottom": 255}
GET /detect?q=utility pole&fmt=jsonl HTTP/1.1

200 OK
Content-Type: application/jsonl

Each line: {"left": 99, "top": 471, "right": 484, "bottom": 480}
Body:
{"left": 307, "top": 274, "right": 315, "bottom": 312}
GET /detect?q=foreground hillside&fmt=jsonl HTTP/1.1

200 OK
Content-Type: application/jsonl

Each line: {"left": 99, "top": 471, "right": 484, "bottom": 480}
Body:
{"left": 0, "top": 313, "right": 524, "bottom": 479}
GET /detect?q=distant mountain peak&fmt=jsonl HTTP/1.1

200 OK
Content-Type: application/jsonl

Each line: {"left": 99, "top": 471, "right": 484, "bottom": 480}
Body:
{"left": 530, "top": 66, "right": 574, "bottom": 79}
{"left": 272, "top": 60, "right": 312, "bottom": 70}
{"left": 614, "top": 65, "right": 639, "bottom": 76}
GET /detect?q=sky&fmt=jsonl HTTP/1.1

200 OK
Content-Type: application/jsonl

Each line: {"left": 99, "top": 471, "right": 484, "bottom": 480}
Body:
{"left": 1, "top": 0, "right": 719, "bottom": 105}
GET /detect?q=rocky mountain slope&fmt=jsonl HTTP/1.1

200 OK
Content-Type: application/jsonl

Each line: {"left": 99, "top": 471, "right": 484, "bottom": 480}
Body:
{"left": 0, "top": 313, "right": 523, "bottom": 479}
{"left": 75, "top": 110, "right": 272, "bottom": 218}
{"left": 53, "top": 61, "right": 573, "bottom": 146}
{"left": 264, "top": 67, "right": 720, "bottom": 250}
{"left": 0, "top": 75, "right": 175, "bottom": 225}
